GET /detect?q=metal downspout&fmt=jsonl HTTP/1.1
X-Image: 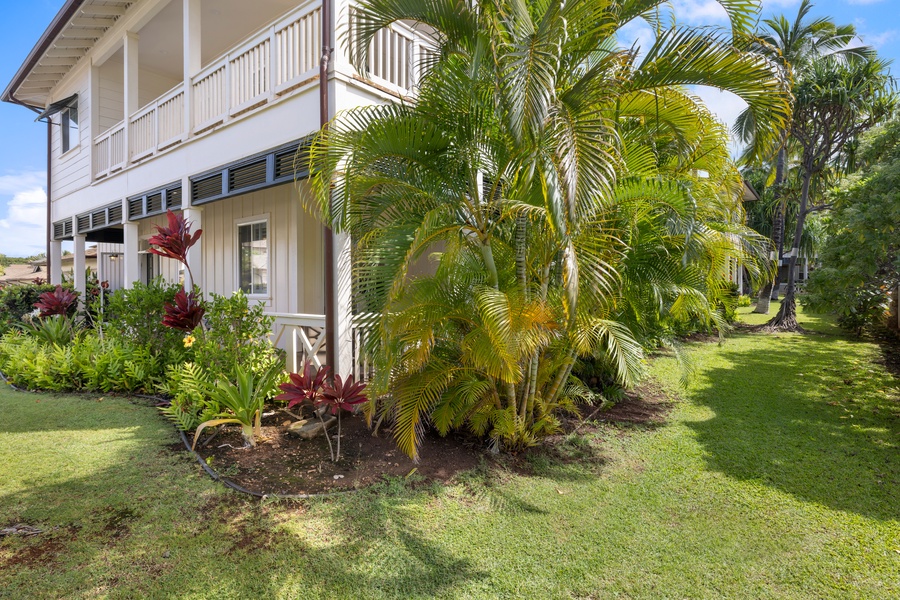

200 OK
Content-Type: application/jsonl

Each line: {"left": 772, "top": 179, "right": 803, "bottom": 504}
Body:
{"left": 321, "top": 0, "right": 336, "bottom": 372}
{"left": 46, "top": 119, "right": 52, "bottom": 275}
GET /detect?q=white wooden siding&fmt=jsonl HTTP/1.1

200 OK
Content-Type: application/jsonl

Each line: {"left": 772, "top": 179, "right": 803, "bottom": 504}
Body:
{"left": 195, "top": 182, "right": 323, "bottom": 315}
{"left": 49, "top": 74, "right": 92, "bottom": 201}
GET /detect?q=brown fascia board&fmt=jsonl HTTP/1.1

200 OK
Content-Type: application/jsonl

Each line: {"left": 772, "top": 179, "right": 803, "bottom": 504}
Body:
{"left": 1, "top": 0, "right": 89, "bottom": 110}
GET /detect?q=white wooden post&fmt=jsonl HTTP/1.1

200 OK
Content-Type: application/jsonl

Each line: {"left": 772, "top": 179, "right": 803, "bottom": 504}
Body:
{"left": 49, "top": 240, "right": 63, "bottom": 285}
{"left": 183, "top": 0, "right": 201, "bottom": 136}
{"left": 182, "top": 175, "right": 202, "bottom": 292}
{"left": 123, "top": 217, "right": 140, "bottom": 289}
{"left": 123, "top": 32, "right": 140, "bottom": 165}
{"left": 73, "top": 234, "right": 87, "bottom": 309}
{"left": 334, "top": 231, "right": 353, "bottom": 377}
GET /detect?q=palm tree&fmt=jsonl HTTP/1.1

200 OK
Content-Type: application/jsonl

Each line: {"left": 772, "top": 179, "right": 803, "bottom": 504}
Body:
{"left": 309, "top": 0, "right": 790, "bottom": 458}
{"left": 735, "top": 0, "right": 871, "bottom": 314}
{"left": 767, "top": 56, "right": 896, "bottom": 329}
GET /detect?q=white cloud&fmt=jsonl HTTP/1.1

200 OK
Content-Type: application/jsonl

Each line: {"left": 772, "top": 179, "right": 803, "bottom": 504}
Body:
{"left": 690, "top": 86, "right": 750, "bottom": 155}
{"left": 862, "top": 29, "right": 897, "bottom": 48}
{"left": 0, "top": 171, "right": 47, "bottom": 257}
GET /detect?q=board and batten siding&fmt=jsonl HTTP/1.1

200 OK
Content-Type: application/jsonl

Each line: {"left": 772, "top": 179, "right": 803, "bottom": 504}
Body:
{"left": 139, "top": 182, "right": 324, "bottom": 316}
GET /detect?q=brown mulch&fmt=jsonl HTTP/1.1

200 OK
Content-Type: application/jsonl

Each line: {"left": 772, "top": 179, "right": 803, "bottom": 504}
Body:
{"left": 185, "top": 381, "right": 677, "bottom": 496}
{"left": 191, "top": 411, "right": 482, "bottom": 496}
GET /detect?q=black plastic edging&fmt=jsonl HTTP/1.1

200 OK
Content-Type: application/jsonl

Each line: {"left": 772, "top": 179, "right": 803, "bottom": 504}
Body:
{"left": 0, "top": 375, "right": 351, "bottom": 501}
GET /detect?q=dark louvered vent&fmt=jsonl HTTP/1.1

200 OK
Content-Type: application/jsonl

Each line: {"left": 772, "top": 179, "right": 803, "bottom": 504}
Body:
{"left": 146, "top": 193, "right": 163, "bottom": 214}
{"left": 229, "top": 158, "right": 268, "bottom": 192}
{"left": 166, "top": 186, "right": 182, "bottom": 209}
{"left": 91, "top": 209, "right": 107, "bottom": 228}
{"left": 63, "top": 220, "right": 73, "bottom": 237}
{"left": 275, "top": 144, "right": 304, "bottom": 179}
{"left": 53, "top": 222, "right": 65, "bottom": 239}
{"left": 192, "top": 173, "right": 223, "bottom": 202}
{"left": 77, "top": 215, "right": 91, "bottom": 232}
{"left": 108, "top": 204, "right": 123, "bottom": 224}
{"left": 128, "top": 197, "right": 143, "bottom": 220}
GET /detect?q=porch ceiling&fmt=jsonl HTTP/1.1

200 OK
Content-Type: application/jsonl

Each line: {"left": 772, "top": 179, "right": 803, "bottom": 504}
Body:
{"left": 2, "top": 0, "right": 135, "bottom": 109}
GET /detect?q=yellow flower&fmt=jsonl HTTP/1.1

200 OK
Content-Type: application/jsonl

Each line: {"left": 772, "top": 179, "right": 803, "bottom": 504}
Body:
{"left": 183, "top": 335, "right": 196, "bottom": 348}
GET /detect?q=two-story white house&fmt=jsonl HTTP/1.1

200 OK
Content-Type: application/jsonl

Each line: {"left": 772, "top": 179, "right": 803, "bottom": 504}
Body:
{"left": 3, "top": 0, "right": 432, "bottom": 376}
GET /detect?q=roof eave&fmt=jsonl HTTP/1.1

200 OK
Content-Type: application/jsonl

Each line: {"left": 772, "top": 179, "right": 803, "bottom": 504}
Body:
{"left": 1, "top": 0, "right": 89, "bottom": 109}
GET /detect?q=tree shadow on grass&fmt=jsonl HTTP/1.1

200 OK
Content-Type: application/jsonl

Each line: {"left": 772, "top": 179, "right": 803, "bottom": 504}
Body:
{"left": 0, "top": 392, "right": 488, "bottom": 599}
{"left": 685, "top": 332, "right": 900, "bottom": 522}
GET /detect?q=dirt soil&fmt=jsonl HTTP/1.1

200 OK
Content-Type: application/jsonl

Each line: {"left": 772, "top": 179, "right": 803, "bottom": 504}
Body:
{"left": 186, "top": 381, "right": 676, "bottom": 496}
{"left": 191, "top": 411, "right": 482, "bottom": 496}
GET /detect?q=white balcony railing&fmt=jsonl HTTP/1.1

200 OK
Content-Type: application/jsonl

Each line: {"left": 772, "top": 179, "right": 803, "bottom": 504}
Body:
{"left": 93, "top": 123, "right": 126, "bottom": 179}
{"left": 91, "top": 0, "right": 432, "bottom": 179}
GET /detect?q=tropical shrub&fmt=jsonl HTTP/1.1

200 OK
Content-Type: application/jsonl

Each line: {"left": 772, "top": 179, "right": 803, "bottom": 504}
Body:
{"left": 0, "top": 283, "right": 73, "bottom": 332}
{"left": 803, "top": 120, "right": 900, "bottom": 334}
{"left": 104, "top": 278, "right": 190, "bottom": 364}
{"left": 0, "top": 330, "right": 160, "bottom": 393}
{"left": 158, "top": 362, "right": 217, "bottom": 431}
{"left": 18, "top": 314, "right": 81, "bottom": 346}
{"left": 34, "top": 285, "right": 79, "bottom": 318}
{"left": 277, "top": 361, "right": 368, "bottom": 461}
{"left": 311, "top": 0, "right": 786, "bottom": 458}
{"left": 192, "top": 290, "right": 280, "bottom": 381}
{"left": 192, "top": 364, "right": 283, "bottom": 449}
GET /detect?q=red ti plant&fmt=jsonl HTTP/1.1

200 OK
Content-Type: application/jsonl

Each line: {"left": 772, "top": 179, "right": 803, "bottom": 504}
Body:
{"left": 162, "top": 289, "right": 205, "bottom": 332}
{"left": 148, "top": 210, "right": 202, "bottom": 286}
{"left": 34, "top": 285, "right": 78, "bottom": 318}
{"left": 276, "top": 361, "right": 330, "bottom": 409}
{"left": 320, "top": 374, "right": 368, "bottom": 461}
{"left": 276, "top": 362, "right": 367, "bottom": 461}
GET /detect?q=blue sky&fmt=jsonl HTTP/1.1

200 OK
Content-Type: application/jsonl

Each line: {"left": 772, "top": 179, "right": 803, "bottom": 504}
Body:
{"left": 0, "top": 0, "right": 897, "bottom": 256}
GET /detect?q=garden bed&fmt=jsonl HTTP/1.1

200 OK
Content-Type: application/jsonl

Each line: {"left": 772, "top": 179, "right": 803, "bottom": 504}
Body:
{"left": 190, "top": 411, "right": 482, "bottom": 495}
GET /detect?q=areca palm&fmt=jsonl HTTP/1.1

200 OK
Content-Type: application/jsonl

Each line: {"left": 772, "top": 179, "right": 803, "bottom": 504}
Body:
{"left": 310, "top": 0, "right": 789, "bottom": 458}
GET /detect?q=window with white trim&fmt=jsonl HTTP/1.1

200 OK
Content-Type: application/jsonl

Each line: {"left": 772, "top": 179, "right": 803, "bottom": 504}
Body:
{"left": 238, "top": 220, "right": 268, "bottom": 295}
{"left": 61, "top": 102, "right": 79, "bottom": 154}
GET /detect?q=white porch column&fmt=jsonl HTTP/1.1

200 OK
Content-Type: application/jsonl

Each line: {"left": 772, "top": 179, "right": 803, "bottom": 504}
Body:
{"left": 182, "top": 207, "right": 203, "bottom": 292}
{"left": 123, "top": 219, "right": 140, "bottom": 289}
{"left": 183, "top": 0, "right": 201, "bottom": 136}
{"left": 123, "top": 31, "right": 139, "bottom": 164}
{"left": 334, "top": 232, "right": 353, "bottom": 377}
{"left": 73, "top": 234, "right": 87, "bottom": 309}
{"left": 49, "top": 240, "right": 63, "bottom": 285}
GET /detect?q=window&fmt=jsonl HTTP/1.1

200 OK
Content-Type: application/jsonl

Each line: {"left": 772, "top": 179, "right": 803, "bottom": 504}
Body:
{"left": 61, "top": 102, "right": 79, "bottom": 154}
{"left": 238, "top": 220, "right": 268, "bottom": 295}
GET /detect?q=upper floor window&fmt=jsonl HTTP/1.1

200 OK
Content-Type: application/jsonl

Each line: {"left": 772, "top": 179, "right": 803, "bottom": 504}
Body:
{"left": 238, "top": 220, "right": 268, "bottom": 296}
{"left": 61, "top": 102, "right": 79, "bottom": 154}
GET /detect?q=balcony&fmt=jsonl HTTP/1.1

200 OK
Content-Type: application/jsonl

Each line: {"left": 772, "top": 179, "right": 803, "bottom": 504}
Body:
{"left": 92, "top": 0, "right": 430, "bottom": 180}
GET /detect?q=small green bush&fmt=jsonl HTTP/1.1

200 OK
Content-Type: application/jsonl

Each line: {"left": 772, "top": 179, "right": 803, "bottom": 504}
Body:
{"left": 0, "top": 283, "right": 75, "bottom": 332}
{"left": 0, "top": 330, "right": 161, "bottom": 393}
{"left": 193, "top": 290, "right": 281, "bottom": 381}
{"left": 104, "top": 278, "right": 190, "bottom": 364}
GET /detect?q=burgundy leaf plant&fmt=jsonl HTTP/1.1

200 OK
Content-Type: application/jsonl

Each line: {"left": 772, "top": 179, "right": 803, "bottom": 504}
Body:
{"left": 148, "top": 210, "right": 202, "bottom": 286}
{"left": 34, "top": 285, "right": 78, "bottom": 318}
{"left": 162, "top": 289, "right": 205, "bottom": 332}
{"left": 276, "top": 362, "right": 367, "bottom": 461}
{"left": 275, "top": 361, "right": 330, "bottom": 409}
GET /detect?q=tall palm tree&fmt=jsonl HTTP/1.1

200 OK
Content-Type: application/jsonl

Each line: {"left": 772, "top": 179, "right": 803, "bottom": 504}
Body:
{"left": 735, "top": 0, "right": 872, "bottom": 314}
{"left": 768, "top": 56, "right": 895, "bottom": 329}
{"left": 310, "top": 0, "right": 790, "bottom": 458}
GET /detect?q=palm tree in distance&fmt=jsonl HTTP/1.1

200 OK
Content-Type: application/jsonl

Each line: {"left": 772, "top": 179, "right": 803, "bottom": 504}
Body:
{"left": 735, "top": 0, "right": 873, "bottom": 314}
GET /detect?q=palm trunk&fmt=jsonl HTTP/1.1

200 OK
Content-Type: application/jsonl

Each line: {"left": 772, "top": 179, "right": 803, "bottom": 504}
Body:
{"left": 768, "top": 169, "right": 811, "bottom": 330}
{"left": 754, "top": 146, "right": 786, "bottom": 314}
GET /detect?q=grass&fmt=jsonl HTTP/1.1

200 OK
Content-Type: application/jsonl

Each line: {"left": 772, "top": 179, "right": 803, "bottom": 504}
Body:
{"left": 1, "top": 305, "right": 898, "bottom": 599}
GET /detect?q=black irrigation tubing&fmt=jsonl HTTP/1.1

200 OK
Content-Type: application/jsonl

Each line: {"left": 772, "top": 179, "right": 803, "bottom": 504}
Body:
{"left": 1, "top": 373, "right": 350, "bottom": 502}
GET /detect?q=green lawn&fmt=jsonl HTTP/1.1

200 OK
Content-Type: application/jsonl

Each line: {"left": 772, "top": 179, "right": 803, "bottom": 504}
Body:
{"left": 1, "top": 305, "right": 898, "bottom": 599}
